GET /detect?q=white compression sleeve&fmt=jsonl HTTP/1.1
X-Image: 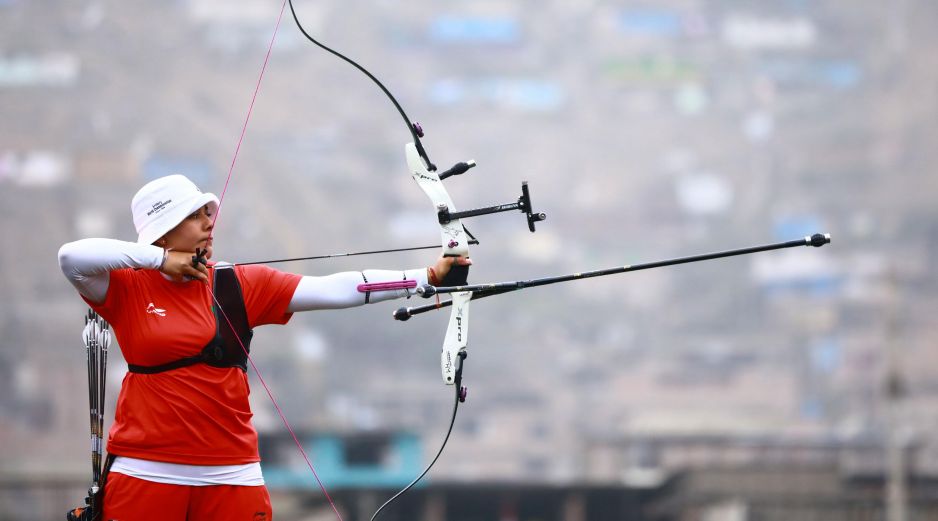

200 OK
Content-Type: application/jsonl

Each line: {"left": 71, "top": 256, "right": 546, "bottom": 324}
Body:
{"left": 58, "top": 238, "right": 164, "bottom": 303}
{"left": 287, "top": 268, "right": 428, "bottom": 312}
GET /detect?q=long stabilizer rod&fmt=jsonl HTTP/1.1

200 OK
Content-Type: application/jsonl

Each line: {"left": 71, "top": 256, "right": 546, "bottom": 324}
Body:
{"left": 395, "top": 233, "right": 831, "bottom": 320}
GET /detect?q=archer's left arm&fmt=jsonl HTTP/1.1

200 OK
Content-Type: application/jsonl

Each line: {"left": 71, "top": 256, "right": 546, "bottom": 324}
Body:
{"left": 286, "top": 256, "right": 471, "bottom": 312}
{"left": 287, "top": 268, "right": 427, "bottom": 312}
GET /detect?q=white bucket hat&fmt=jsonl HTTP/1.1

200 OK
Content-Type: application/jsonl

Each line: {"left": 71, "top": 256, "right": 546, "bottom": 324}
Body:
{"left": 131, "top": 175, "right": 219, "bottom": 245}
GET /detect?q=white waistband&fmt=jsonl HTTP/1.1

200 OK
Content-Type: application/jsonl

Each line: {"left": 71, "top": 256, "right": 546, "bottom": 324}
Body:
{"left": 110, "top": 456, "right": 264, "bottom": 486}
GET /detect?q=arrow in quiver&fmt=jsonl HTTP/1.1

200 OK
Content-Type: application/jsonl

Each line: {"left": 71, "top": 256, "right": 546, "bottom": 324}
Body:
{"left": 66, "top": 310, "right": 111, "bottom": 521}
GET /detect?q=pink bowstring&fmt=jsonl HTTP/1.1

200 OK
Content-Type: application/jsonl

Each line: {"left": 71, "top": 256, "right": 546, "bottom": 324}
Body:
{"left": 210, "top": 0, "right": 285, "bottom": 235}
{"left": 206, "top": 0, "right": 344, "bottom": 518}
{"left": 208, "top": 288, "right": 344, "bottom": 521}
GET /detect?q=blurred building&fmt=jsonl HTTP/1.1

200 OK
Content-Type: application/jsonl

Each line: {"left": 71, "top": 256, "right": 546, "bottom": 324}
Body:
{"left": 2, "top": 0, "right": 938, "bottom": 519}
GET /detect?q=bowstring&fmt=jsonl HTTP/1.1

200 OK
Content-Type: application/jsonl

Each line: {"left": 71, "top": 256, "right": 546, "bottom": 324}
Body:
{"left": 209, "top": 0, "right": 284, "bottom": 234}
{"left": 208, "top": 288, "right": 344, "bottom": 521}
{"left": 206, "top": 0, "right": 343, "bottom": 518}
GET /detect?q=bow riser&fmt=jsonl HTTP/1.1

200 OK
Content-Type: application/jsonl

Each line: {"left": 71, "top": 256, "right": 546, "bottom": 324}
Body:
{"left": 406, "top": 142, "right": 473, "bottom": 384}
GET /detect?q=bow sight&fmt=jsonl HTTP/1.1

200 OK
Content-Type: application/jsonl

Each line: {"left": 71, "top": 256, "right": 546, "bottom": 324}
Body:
{"left": 435, "top": 160, "right": 546, "bottom": 232}
{"left": 435, "top": 176, "right": 547, "bottom": 233}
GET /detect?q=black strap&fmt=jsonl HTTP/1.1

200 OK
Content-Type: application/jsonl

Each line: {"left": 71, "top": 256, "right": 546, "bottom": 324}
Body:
{"left": 94, "top": 454, "right": 116, "bottom": 517}
{"left": 208, "top": 265, "right": 252, "bottom": 371}
{"left": 127, "top": 266, "right": 252, "bottom": 374}
{"left": 127, "top": 354, "right": 206, "bottom": 374}
{"left": 361, "top": 271, "right": 370, "bottom": 303}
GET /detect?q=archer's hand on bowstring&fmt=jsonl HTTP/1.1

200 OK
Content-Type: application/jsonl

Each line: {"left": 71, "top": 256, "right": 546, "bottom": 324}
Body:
{"left": 159, "top": 249, "right": 209, "bottom": 283}
{"left": 427, "top": 255, "right": 472, "bottom": 286}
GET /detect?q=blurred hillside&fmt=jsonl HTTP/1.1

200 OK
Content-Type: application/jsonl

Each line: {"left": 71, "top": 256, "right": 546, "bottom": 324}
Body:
{"left": 2, "top": 0, "right": 938, "bottom": 510}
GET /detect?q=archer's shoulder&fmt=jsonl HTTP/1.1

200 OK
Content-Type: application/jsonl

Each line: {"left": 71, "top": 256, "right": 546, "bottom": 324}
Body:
{"left": 229, "top": 263, "right": 299, "bottom": 282}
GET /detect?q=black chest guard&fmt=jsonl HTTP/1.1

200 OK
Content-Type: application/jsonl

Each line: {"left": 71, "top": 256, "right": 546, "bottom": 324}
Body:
{"left": 127, "top": 265, "right": 253, "bottom": 374}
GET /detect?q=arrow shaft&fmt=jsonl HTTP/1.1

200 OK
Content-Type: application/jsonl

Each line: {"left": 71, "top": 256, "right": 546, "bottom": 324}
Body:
{"left": 234, "top": 239, "right": 480, "bottom": 267}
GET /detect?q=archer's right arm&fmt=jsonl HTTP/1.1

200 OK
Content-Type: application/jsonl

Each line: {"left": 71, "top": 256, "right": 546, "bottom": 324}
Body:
{"left": 58, "top": 238, "right": 165, "bottom": 304}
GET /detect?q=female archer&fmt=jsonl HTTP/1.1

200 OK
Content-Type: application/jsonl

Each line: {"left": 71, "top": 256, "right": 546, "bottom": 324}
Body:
{"left": 58, "top": 174, "right": 468, "bottom": 520}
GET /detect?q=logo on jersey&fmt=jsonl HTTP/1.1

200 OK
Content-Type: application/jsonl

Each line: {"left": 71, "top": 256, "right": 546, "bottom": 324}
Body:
{"left": 146, "top": 303, "right": 166, "bottom": 317}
